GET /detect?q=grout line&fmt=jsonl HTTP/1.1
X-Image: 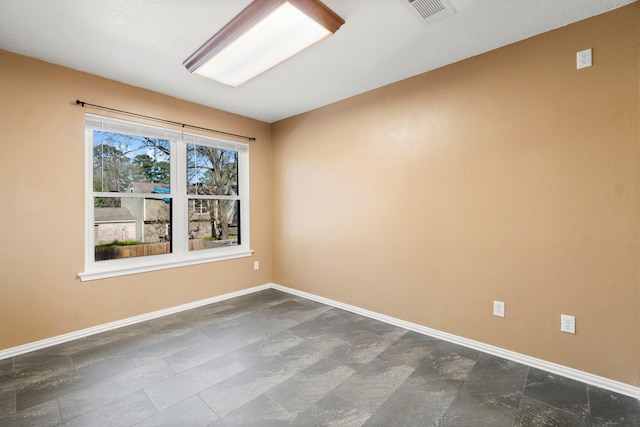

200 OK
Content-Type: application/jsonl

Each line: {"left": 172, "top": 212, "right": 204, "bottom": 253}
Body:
{"left": 518, "top": 366, "right": 530, "bottom": 411}
{"left": 586, "top": 383, "right": 592, "bottom": 419}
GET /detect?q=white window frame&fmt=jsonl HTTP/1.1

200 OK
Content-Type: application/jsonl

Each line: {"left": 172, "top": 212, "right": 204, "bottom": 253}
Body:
{"left": 79, "top": 114, "right": 251, "bottom": 281}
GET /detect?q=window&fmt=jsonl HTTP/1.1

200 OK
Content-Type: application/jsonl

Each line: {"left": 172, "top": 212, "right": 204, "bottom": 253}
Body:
{"left": 185, "top": 136, "right": 242, "bottom": 252}
{"left": 80, "top": 114, "right": 250, "bottom": 281}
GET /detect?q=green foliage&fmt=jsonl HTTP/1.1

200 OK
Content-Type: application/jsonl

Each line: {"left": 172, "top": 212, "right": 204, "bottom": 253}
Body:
{"left": 133, "top": 154, "right": 170, "bottom": 183}
{"left": 95, "top": 240, "right": 140, "bottom": 248}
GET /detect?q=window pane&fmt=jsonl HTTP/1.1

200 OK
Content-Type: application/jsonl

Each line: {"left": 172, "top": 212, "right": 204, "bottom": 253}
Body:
{"left": 186, "top": 144, "right": 239, "bottom": 196}
{"left": 93, "top": 130, "right": 170, "bottom": 193}
{"left": 94, "top": 196, "right": 171, "bottom": 261}
{"left": 188, "top": 199, "right": 240, "bottom": 251}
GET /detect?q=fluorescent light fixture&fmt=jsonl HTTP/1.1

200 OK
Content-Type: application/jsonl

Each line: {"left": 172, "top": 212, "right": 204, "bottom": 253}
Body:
{"left": 183, "top": 0, "right": 344, "bottom": 87}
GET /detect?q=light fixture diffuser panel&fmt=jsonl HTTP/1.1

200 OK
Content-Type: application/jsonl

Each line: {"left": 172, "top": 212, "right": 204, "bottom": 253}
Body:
{"left": 195, "top": 3, "right": 331, "bottom": 87}
{"left": 186, "top": 0, "right": 345, "bottom": 87}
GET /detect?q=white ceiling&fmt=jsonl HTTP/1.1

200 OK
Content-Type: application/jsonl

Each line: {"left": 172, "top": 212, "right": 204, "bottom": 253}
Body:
{"left": 0, "top": 0, "right": 635, "bottom": 123}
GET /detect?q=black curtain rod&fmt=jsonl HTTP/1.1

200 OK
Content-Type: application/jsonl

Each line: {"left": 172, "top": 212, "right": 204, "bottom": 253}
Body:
{"left": 75, "top": 100, "right": 256, "bottom": 141}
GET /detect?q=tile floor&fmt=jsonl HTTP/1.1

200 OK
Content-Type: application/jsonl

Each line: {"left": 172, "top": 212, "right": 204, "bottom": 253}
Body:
{"left": 0, "top": 289, "right": 638, "bottom": 426}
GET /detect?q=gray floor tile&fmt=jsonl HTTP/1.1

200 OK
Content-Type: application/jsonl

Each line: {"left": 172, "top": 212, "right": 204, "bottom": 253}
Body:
{"left": 100, "top": 322, "right": 159, "bottom": 342}
{"left": 441, "top": 387, "right": 519, "bottom": 427}
{"left": 46, "top": 331, "right": 117, "bottom": 359}
{"left": 258, "top": 299, "right": 326, "bottom": 318}
{"left": 162, "top": 337, "right": 237, "bottom": 373}
{"left": 436, "top": 341, "right": 482, "bottom": 361}
{"left": 327, "top": 331, "right": 399, "bottom": 366}
{"left": 289, "top": 308, "right": 362, "bottom": 339}
{"left": 57, "top": 359, "right": 175, "bottom": 421}
{"left": 12, "top": 353, "right": 74, "bottom": 384}
{"left": 379, "top": 330, "right": 441, "bottom": 368}
{"left": 332, "top": 357, "right": 414, "bottom": 414}
{"left": 228, "top": 330, "right": 305, "bottom": 368}
{"left": 249, "top": 314, "right": 301, "bottom": 337}
{"left": 144, "top": 353, "right": 245, "bottom": 411}
{"left": 267, "top": 301, "right": 333, "bottom": 324}
{"left": 461, "top": 353, "right": 528, "bottom": 409}
{"left": 176, "top": 303, "right": 237, "bottom": 330}
{"left": 136, "top": 395, "right": 219, "bottom": 426}
{"left": 198, "top": 359, "right": 296, "bottom": 417}
{"left": 217, "top": 291, "right": 292, "bottom": 319}
{"left": 200, "top": 313, "right": 265, "bottom": 341}
{"left": 145, "top": 313, "right": 198, "bottom": 336}
{"left": 127, "top": 329, "right": 212, "bottom": 367}
{"left": 409, "top": 347, "right": 477, "bottom": 385}
{"left": 1, "top": 354, "right": 74, "bottom": 397}
{"left": 275, "top": 333, "right": 345, "bottom": 371}
{"left": 523, "top": 368, "right": 590, "bottom": 421}
{"left": 212, "top": 394, "right": 294, "bottom": 426}
{"left": 200, "top": 325, "right": 263, "bottom": 353}
{"left": 363, "top": 375, "right": 460, "bottom": 427}
{"left": 0, "top": 389, "right": 15, "bottom": 414}
{"left": 588, "top": 385, "right": 640, "bottom": 426}
{"left": 61, "top": 390, "right": 157, "bottom": 427}
{"left": 327, "top": 315, "right": 404, "bottom": 341}
{"left": 0, "top": 358, "right": 13, "bottom": 376}
{"left": 515, "top": 395, "right": 590, "bottom": 427}
{"left": 16, "top": 354, "right": 134, "bottom": 411}
{"left": 69, "top": 324, "right": 160, "bottom": 369}
{"left": 292, "top": 393, "right": 371, "bottom": 427}
{"left": 0, "top": 399, "right": 61, "bottom": 427}
{"left": 266, "top": 358, "right": 355, "bottom": 415}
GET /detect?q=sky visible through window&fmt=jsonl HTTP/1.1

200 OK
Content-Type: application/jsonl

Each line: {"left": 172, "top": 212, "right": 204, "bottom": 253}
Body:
{"left": 93, "top": 130, "right": 170, "bottom": 195}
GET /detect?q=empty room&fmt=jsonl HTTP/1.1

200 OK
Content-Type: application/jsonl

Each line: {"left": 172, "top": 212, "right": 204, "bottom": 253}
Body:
{"left": 1, "top": 0, "right": 639, "bottom": 425}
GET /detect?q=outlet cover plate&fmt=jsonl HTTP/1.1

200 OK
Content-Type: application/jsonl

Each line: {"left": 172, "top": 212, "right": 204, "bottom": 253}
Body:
{"left": 493, "top": 301, "right": 505, "bottom": 318}
{"left": 561, "top": 314, "right": 576, "bottom": 334}
{"left": 577, "top": 48, "right": 592, "bottom": 69}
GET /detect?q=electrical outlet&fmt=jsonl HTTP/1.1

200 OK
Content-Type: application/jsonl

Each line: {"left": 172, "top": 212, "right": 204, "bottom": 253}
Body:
{"left": 561, "top": 314, "right": 576, "bottom": 334}
{"left": 493, "top": 301, "right": 505, "bottom": 318}
{"left": 577, "top": 48, "right": 592, "bottom": 69}
{"left": 253, "top": 261, "right": 260, "bottom": 270}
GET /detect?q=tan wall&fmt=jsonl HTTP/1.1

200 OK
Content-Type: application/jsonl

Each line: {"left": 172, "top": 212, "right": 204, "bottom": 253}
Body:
{"left": 272, "top": 4, "right": 640, "bottom": 386}
{"left": 0, "top": 50, "right": 272, "bottom": 349}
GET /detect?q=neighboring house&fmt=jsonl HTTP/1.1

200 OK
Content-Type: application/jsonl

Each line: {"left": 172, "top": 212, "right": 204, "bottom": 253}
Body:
{"left": 187, "top": 183, "right": 238, "bottom": 240}
{"left": 94, "top": 207, "right": 136, "bottom": 244}
{"left": 188, "top": 197, "right": 213, "bottom": 240}
{"left": 122, "top": 182, "right": 171, "bottom": 243}
{"left": 113, "top": 182, "right": 238, "bottom": 243}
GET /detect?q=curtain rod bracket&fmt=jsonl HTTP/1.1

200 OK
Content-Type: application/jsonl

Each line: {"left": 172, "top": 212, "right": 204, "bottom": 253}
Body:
{"left": 75, "top": 99, "right": 256, "bottom": 141}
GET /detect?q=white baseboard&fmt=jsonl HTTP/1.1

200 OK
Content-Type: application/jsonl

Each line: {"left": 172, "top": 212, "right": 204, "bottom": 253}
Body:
{"left": 270, "top": 283, "right": 640, "bottom": 401}
{"left": 1, "top": 281, "right": 637, "bottom": 401}
{"left": 0, "top": 284, "right": 271, "bottom": 361}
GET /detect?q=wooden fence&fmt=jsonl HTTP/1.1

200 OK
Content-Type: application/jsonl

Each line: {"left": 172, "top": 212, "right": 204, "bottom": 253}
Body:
{"left": 94, "top": 242, "right": 170, "bottom": 261}
{"left": 94, "top": 239, "right": 236, "bottom": 260}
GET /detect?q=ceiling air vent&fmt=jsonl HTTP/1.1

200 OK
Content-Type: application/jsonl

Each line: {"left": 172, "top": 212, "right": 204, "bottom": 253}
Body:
{"left": 405, "top": 0, "right": 456, "bottom": 25}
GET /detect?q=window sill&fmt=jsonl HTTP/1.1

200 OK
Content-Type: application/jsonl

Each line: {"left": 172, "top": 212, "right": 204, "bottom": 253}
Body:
{"left": 78, "top": 250, "right": 253, "bottom": 282}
